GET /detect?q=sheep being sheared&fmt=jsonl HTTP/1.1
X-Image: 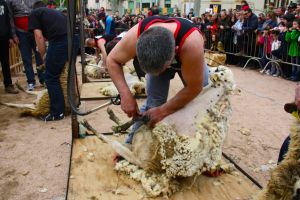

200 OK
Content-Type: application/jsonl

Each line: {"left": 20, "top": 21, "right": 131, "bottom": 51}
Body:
{"left": 0, "top": 64, "right": 70, "bottom": 117}
{"left": 113, "top": 65, "right": 236, "bottom": 197}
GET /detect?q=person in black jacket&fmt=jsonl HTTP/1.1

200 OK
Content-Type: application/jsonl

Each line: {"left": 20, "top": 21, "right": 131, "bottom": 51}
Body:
{"left": 0, "top": 0, "right": 18, "bottom": 93}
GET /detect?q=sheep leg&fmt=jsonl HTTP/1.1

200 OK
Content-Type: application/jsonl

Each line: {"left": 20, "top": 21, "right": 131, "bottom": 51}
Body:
{"left": 107, "top": 108, "right": 121, "bottom": 125}
{"left": 81, "top": 119, "right": 143, "bottom": 167}
{"left": 112, "top": 119, "right": 134, "bottom": 133}
{"left": 0, "top": 102, "right": 36, "bottom": 110}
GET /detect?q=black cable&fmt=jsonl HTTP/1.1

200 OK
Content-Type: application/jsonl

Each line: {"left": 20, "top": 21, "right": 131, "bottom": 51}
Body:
{"left": 65, "top": 0, "right": 76, "bottom": 199}
{"left": 222, "top": 152, "right": 263, "bottom": 189}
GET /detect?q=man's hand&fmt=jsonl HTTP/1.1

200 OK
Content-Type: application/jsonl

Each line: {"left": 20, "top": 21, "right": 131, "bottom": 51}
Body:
{"left": 121, "top": 94, "right": 140, "bottom": 118}
{"left": 13, "top": 36, "right": 19, "bottom": 45}
{"left": 144, "top": 107, "right": 167, "bottom": 128}
{"left": 295, "top": 84, "right": 300, "bottom": 110}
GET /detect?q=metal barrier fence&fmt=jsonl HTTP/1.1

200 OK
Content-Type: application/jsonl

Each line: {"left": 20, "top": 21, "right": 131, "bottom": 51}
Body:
{"left": 203, "top": 28, "right": 300, "bottom": 77}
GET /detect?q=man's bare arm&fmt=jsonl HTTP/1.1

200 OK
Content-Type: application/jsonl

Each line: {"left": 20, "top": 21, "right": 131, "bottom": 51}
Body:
{"left": 33, "top": 29, "right": 46, "bottom": 58}
{"left": 97, "top": 39, "right": 107, "bottom": 67}
{"left": 106, "top": 25, "right": 140, "bottom": 117}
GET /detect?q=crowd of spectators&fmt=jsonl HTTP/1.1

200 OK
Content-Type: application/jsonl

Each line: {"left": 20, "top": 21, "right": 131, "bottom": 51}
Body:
{"left": 2, "top": 0, "right": 300, "bottom": 88}
{"left": 85, "top": 0, "right": 300, "bottom": 81}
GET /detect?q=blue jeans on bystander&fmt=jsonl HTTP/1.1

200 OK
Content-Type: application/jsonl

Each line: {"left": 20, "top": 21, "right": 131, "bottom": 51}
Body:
{"left": 16, "top": 31, "right": 44, "bottom": 85}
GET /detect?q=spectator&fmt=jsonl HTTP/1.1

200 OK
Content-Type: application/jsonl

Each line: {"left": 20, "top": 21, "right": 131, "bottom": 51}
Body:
{"left": 241, "top": 0, "right": 250, "bottom": 11}
{"left": 7, "top": 0, "right": 45, "bottom": 91}
{"left": 285, "top": 19, "right": 300, "bottom": 81}
{"left": 29, "top": 1, "right": 68, "bottom": 121}
{"left": 98, "top": 6, "right": 105, "bottom": 19}
{"left": 258, "top": 27, "right": 272, "bottom": 72}
{"left": 218, "top": 10, "right": 232, "bottom": 52}
{"left": 270, "top": 30, "right": 281, "bottom": 76}
{"left": 152, "top": 5, "right": 159, "bottom": 16}
{"left": 257, "top": 13, "right": 266, "bottom": 32}
{"left": 265, "top": 2, "right": 275, "bottom": 14}
{"left": 272, "top": 22, "right": 291, "bottom": 77}
{"left": 148, "top": 7, "right": 153, "bottom": 17}
{"left": 114, "top": 11, "right": 122, "bottom": 26}
{"left": 99, "top": 12, "right": 116, "bottom": 36}
{"left": 232, "top": 11, "right": 244, "bottom": 46}
{"left": 188, "top": 8, "right": 194, "bottom": 20}
{"left": 262, "top": 12, "right": 278, "bottom": 30}
{"left": 207, "top": 13, "right": 218, "bottom": 35}
{"left": 275, "top": 7, "right": 285, "bottom": 24}
{"left": 230, "top": 10, "right": 238, "bottom": 24}
{"left": 236, "top": 8, "right": 258, "bottom": 56}
{"left": 47, "top": 0, "right": 56, "bottom": 9}
{"left": 0, "top": 0, "right": 18, "bottom": 94}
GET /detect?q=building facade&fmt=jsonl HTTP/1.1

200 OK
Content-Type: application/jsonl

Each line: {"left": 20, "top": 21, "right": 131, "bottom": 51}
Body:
{"left": 87, "top": 0, "right": 294, "bottom": 15}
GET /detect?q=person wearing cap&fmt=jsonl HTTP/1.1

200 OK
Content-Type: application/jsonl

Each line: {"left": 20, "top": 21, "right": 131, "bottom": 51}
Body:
{"left": 241, "top": 0, "right": 249, "bottom": 11}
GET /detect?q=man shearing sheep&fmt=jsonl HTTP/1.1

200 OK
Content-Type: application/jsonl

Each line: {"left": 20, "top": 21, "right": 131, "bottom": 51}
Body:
{"left": 107, "top": 16, "right": 209, "bottom": 144}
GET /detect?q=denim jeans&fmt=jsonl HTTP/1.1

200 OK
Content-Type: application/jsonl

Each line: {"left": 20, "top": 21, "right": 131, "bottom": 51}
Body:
{"left": 45, "top": 37, "right": 68, "bottom": 116}
{"left": 125, "top": 63, "right": 209, "bottom": 144}
{"left": 291, "top": 56, "right": 300, "bottom": 79}
{"left": 0, "top": 37, "right": 12, "bottom": 87}
{"left": 16, "top": 31, "right": 44, "bottom": 84}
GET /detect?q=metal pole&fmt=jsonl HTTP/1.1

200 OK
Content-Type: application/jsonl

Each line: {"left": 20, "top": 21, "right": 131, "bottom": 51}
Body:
{"left": 80, "top": 0, "right": 87, "bottom": 83}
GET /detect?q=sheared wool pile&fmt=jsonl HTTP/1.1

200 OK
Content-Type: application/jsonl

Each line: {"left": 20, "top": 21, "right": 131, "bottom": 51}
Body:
{"left": 257, "top": 120, "right": 300, "bottom": 200}
{"left": 115, "top": 66, "right": 236, "bottom": 197}
{"left": 100, "top": 72, "right": 146, "bottom": 96}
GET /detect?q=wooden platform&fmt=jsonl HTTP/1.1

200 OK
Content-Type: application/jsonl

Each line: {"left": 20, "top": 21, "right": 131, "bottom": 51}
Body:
{"left": 80, "top": 82, "right": 147, "bottom": 101}
{"left": 67, "top": 136, "right": 260, "bottom": 200}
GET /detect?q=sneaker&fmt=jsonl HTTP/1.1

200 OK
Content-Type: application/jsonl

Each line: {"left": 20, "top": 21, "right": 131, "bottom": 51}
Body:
{"left": 27, "top": 83, "right": 35, "bottom": 91}
{"left": 265, "top": 70, "right": 271, "bottom": 75}
{"left": 273, "top": 74, "right": 279, "bottom": 77}
{"left": 41, "top": 113, "right": 64, "bottom": 122}
{"left": 5, "top": 85, "right": 19, "bottom": 94}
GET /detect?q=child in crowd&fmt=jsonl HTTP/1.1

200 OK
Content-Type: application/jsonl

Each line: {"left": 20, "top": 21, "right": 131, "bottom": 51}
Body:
{"left": 285, "top": 19, "right": 300, "bottom": 81}
{"left": 232, "top": 11, "right": 244, "bottom": 46}
{"left": 270, "top": 30, "right": 281, "bottom": 76}
{"left": 258, "top": 27, "right": 272, "bottom": 73}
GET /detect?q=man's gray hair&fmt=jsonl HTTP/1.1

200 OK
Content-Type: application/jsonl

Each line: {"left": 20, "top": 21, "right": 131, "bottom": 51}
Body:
{"left": 136, "top": 27, "right": 175, "bottom": 74}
